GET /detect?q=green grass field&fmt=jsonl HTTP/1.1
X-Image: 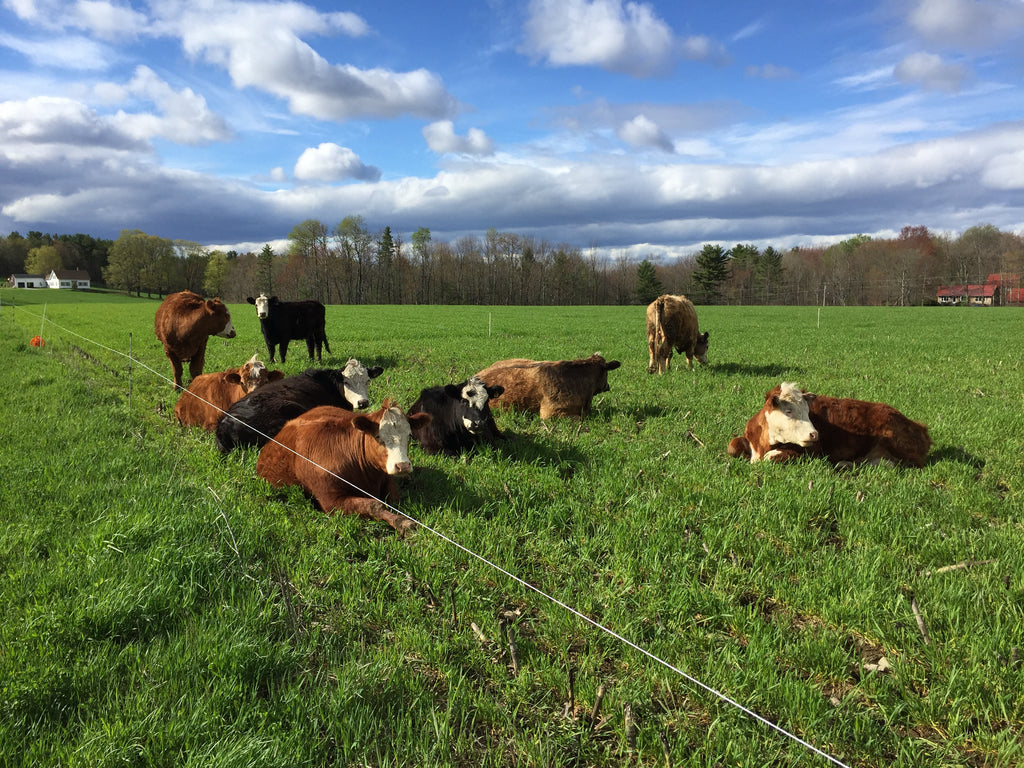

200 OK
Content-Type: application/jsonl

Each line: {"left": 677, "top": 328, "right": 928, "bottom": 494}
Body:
{"left": 1, "top": 288, "right": 1022, "bottom": 767}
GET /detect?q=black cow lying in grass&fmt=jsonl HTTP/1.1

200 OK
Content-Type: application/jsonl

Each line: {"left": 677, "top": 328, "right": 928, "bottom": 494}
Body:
{"left": 215, "top": 359, "right": 383, "bottom": 453}
{"left": 407, "top": 375, "right": 504, "bottom": 456}
{"left": 247, "top": 293, "right": 330, "bottom": 363}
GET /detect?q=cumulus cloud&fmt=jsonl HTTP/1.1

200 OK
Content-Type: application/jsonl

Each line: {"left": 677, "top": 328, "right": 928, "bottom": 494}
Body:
{"left": 423, "top": 121, "right": 495, "bottom": 156}
{"left": 908, "top": 0, "right": 1024, "bottom": 48}
{"left": 617, "top": 114, "right": 674, "bottom": 152}
{"left": 0, "top": 95, "right": 145, "bottom": 150}
{"left": 293, "top": 142, "right": 380, "bottom": 182}
{"left": 521, "top": 0, "right": 698, "bottom": 77}
{"left": 161, "top": 1, "right": 457, "bottom": 121}
{"left": 108, "top": 66, "right": 232, "bottom": 144}
{"left": 894, "top": 52, "right": 968, "bottom": 92}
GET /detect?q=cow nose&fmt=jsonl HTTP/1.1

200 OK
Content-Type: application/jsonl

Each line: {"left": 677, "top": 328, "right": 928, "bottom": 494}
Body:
{"left": 355, "top": 398, "right": 369, "bottom": 409}
{"left": 808, "top": 430, "right": 819, "bottom": 442}
{"left": 392, "top": 461, "right": 412, "bottom": 475}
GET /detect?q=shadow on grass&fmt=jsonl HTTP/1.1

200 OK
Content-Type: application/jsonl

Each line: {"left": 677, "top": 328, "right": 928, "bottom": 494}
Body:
{"left": 928, "top": 444, "right": 985, "bottom": 468}
{"left": 709, "top": 362, "right": 804, "bottom": 377}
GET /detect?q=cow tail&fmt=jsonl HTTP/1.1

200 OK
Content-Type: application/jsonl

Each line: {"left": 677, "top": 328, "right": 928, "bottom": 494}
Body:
{"left": 655, "top": 296, "right": 666, "bottom": 347}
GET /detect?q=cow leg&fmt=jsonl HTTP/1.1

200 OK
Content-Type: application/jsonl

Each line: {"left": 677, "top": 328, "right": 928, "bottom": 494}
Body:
{"left": 306, "top": 336, "right": 316, "bottom": 361}
{"left": 168, "top": 355, "right": 185, "bottom": 389}
{"left": 647, "top": 336, "right": 658, "bottom": 374}
{"left": 279, "top": 340, "right": 289, "bottom": 363}
{"left": 321, "top": 493, "right": 415, "bottom": 533}
{"left": 266, "top": 342, "right": 276, "bottom": 363}
{"left": 188, "top": 345, "right": 207, "bottom": 383}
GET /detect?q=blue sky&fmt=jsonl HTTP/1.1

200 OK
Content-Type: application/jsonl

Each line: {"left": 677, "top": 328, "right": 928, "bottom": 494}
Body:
{"left": 2, "top": 0, "right": 1023, "bottom": 259}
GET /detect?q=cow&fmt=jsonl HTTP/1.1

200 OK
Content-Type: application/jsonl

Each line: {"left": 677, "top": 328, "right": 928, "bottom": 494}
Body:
{"left": 729, "top": 383, "right": 932, "bottom": 467}
{"left": 646, "top": 294, "right": 709, "bottom": 374}
{"left": 174, "top": 354, "right": 284, "bottom": 431}
{"left": 215, "top": 358, "right": 383, "bottom": 453}
{"left": 246, "top": 294, "right": 330, "bottom": 363}
{"left": 476, "top": 354, "right": 622, "bottom": 419}
{"left": 154, "top": 290, "right": 236, "bottom": 389}
{"left": 255, "top": 401, "right": 432, "bottom": 532}
{"left": 727, "top": 382, "right": 820, "bottom": 463}
{"left": 407, "top": 375, "right": 505, "bottom": 456}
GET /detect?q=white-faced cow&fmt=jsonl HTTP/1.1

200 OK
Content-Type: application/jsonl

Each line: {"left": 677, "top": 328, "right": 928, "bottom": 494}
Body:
{"left": 247, "top": 294, "right": 330, "bottom": 363}
{"left": 256, "top": 400, "right": 432, "bottom": 532}
{"left": 154, "top": 290, "right": 236, "bottom": 389}
{"left": 729, "top": 382, "right": 932, "bottom": 467}
{"left": 174, "top": 354, "right": 284, "bottom": 431}
{"left": 646, "top": 294, "right": 709, "bottom": 374}
{"left": 477, "top": 354, "right": 621, "bottom": 419}
{"left": 407, "top": 375, "right": 505, "bottom": 456}
{"left": 727, "top": 382, "right": 819, "bottom": 463}
{"left": 215, "top": 359, "right": 383, "bottom": 453}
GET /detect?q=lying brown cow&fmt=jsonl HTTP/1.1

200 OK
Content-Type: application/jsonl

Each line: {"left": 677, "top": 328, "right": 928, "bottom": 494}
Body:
{"left": 154, "top": 290, "right": 236, "bottom": 389}
{"left": 255, "top": 400, "right": 432, "bottom": 532}
{"left": 729, "top": 382, "right": 931, "bottom": 467}
{"left": 646, "top": 294, "right": 709, "bottom": 374}
{"left": 174, "top": 354, "right": 284, "bottom": 431}
{"left": 476, "top": 353, "right": 621, "bottom": 419}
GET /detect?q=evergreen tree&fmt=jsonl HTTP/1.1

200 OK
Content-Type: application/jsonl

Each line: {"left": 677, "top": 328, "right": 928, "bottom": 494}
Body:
{"left": 258, "top": 244, "right": 275, "bottom": 296}
{"left": 756, "top": 246, "right": 784, "bottom": 303}
{"left": 693, "top": 244, "right": 730, "bottom": 304}
{"left": 635, "top": 258, "right": 663, "bottom": 304}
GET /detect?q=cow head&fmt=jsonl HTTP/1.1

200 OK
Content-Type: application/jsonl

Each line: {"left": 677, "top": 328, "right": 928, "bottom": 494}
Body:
{"left": 208, "top": 298, "right": 236, "bottom": 338}
{"left": 694, "top": 331, "right": 710, "bottom": 364}
{"left": 444, "top": 375, "right": 504, "bottom": 434}
{"left": 764, "top": 382, "right": 818, "bottom": 448}
{"left": 354, "top": 401, "right": 432, "bottom": 476}
{"left": 237, "top": 354, "right": 284, "bottom": 394}
{"left": 341, "top": 358, "right": 384, "bottom": 410}
{"left": 586, "top": 354, "right": 622, "bottom": 393}
{"left": 247, "top": 293, "right": 272, "bottom": 320}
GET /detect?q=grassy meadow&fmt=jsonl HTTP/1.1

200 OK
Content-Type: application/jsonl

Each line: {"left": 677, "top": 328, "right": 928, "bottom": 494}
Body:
{"left": 1, "top": 288, "right": 1022, "bottom": 767}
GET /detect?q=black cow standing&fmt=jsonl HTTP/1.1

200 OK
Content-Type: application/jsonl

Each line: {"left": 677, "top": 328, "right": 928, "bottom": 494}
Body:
{"left": 407, "top": 375, "right": 505, "bottom": 456}
{"left": 247, "top": 294, "right": 330, "bottom": 363}
{"left": 215, "top": 360, "right": 383, "bottom": 453}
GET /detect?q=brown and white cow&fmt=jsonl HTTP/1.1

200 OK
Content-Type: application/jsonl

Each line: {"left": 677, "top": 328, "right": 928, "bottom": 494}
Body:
{"left": 154, "top": 290, "right": 236, "bottom": 389}
{"left": 646, "top": 294, "right": 709, "bottom": 374}
{"left": 729, "top": 383, "right": 932, "bottom": 467}
{"left": 174, "top": 354, "right": 284, "bottom": 431}
{"left": 255, "top": 400, "right": 432, "bottom": 532}
{"left": 477, "top": 353, "right": 621, "bottom": 419}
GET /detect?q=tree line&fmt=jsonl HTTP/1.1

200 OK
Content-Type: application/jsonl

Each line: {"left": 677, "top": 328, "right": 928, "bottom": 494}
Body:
{"left": 3, "top": 221, "right": 1022, "bottom": 306}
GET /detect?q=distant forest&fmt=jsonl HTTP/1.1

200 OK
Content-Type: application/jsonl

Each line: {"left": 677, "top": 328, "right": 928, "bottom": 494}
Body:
{"left": 3, "top": 220, "right": 1023, "bottom": 306}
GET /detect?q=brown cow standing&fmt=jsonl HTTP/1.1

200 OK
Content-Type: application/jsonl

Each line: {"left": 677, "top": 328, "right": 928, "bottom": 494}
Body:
{"left": 646, "top": 294, "right": 709, "bottom": 374}
{"left": 477, "top": 354, "right": 621, "bottom": 419}
{"left": 256, "top": 401, "right": 432, "bottom": 532}
{"left": 729, "top": 382, "right": 931, "bottom": 467}
{"left": 174, "top": 354, "right": 284, "bottom": 431}
{"left": 154, "top": 290, "right": 236, "bottom": 389}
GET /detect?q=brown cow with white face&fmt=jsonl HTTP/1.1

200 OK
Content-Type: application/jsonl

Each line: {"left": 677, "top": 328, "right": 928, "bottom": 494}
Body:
{"left": 728, "top": 382, "right": 819, "bottom": 462}
{"left": 477, "top": 354, "right": 621, "bottom": 419}
{"left": 256, "top": 400, "right": 432, "bottom": 532}
{"left": 729, "top": 383, "right": 932, "bottom": 467}
{"left": 154, "top": 290, "right": 236, "bottom": 389}
{"left": 174, "top": 354, "right": 284, "bottom": 431}
{"left": 646, "top": 294, "right": 709, "bottom": 374}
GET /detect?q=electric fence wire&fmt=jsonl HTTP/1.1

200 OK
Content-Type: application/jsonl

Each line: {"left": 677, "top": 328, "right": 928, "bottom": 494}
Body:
{"left": 8, "top": 302, "right": 853, "bottom": 768}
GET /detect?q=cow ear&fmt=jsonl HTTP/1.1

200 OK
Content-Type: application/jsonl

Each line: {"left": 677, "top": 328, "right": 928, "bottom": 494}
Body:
{"left": 408, "top": 412, "right": 433, "bottom": 430}
{"left": 702, "top": 331, "right": 710, "bottom": 340}
{"left": 367, "top": 366, "right": 384, "bottom": 379}
{"left": 605, "top": 360, "right": 622, "bottom": 371}
{"left": 246, "top": 297, "right": 256, "bottom": 304}
{"left": 486, "top": 384, "right": 504, "bottom": 398}
{"left": 352, "top": 415, "right": 380, "bottom": 437}
{"left": 444, "top": 384, "right": 462, "bottom": 398}
{"left": 268, "top": 370, "right": 286, "bottom": 382}
{"left": 802, "top": 392, "right": 817, "bottom": 403}
{"left": 225, "top": 372, "right": 242, "bottom": 384}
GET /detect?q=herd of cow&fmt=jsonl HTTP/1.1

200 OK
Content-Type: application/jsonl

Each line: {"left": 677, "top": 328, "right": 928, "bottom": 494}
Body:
{"left": 153, "top": 290, "right": 932, "bottom": 532}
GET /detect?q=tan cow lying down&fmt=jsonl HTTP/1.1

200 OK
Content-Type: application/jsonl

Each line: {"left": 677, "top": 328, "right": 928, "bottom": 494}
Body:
{"left": 256, "top": 400, "right": 432, "bottom": 532}
{"left": 154, "top": 290, "right": 237, "bottom": 389}
{"left": 646, "top": 294, "right": 709, "bottom": 374}
{"left": 728, "top": 382, "right": 931, "bottom": 467}
{"left": 174, "top": 354, "right": 284, "bottom": 431}
{"left": 477, "top": 354, "right": 621, "bottom": 419}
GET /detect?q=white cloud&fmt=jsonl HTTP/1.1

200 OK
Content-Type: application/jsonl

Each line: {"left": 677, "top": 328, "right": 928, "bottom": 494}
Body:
{"left": 521, "top": 0, "right": 684, "bottom": 77}
{"left": 0, "top": 32, "right": 112, "bottom": 70}
{"left": 293, "top": 142, "right": 380, "bottom": 182}
{"left": 894, "top": 52, "right": 968, "bottom": 93}
{"left": 617, "top": 114, "right": 674, "bottom": 152}
{"left": 108, "top": 66, "right": 232, "bottom": 144}
{"left": 746, "top": 63, "right": 796, "bottom": 80}
{"left": 423, "top": 121, "right": 495, "bottom": 155}
{"left": 2, "top": 0, "right": 148, "bottom": 38}
{"left": 0, "top": 95, "right": 144, "bottom": 149}
{"left": 908, "top": 0, "right": 1024, "bottom": 48}
{"left": 162, "top": 1, "right": 457, "bottom": 121}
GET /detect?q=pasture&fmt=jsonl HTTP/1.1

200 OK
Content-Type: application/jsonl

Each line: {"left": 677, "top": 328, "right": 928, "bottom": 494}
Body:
{"left": 1, "top": 288, "right": 1021, "bottom": 767}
